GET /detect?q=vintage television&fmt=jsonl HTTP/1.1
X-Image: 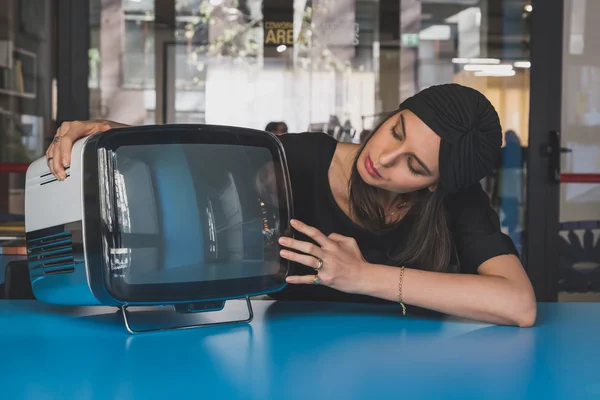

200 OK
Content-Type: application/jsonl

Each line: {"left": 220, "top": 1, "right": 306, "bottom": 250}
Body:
{"left": 24, "top": 125, "right": 293, "bottom": 333}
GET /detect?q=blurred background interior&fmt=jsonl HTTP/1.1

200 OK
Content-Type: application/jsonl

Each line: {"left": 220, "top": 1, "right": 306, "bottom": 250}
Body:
{"left": 1, "top": 0, "right": 599, "bottom": 303}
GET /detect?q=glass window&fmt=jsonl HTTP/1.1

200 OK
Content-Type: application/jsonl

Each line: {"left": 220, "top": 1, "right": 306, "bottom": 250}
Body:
{"left": 88, "top": 0, "right": 532, "bottom": 255}
{"left": 557, "top": 0, "right": 600, "bottom": 301}
{"left": 0, "top": 0, "right": 54, "bottom": 240}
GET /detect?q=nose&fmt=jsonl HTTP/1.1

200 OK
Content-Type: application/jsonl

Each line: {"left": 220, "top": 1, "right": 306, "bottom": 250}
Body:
{"left": 378, "top": 145, "right": 404, "bottom": 168}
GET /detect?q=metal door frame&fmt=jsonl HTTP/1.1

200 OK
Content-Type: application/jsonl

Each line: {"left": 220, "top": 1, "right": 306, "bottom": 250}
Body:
{"left": 524, "top": 0, "right": 564, "bottom": 302}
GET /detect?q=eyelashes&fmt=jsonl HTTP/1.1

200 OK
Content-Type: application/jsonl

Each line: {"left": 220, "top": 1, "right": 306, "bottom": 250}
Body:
{"left": 407, "top": 156, "right": 420, "bottom": 176}
{"left": 391, "top": 127, "right": 421, "bottom": 176}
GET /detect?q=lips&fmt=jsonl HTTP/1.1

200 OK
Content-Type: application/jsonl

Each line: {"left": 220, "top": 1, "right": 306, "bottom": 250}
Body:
{"left": 365, "top": 156, "right": 382, "bottom": 179}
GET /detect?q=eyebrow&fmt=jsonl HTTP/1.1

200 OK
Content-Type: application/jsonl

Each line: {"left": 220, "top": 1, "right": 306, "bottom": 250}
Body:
{"left": 399, "top": 114, "right": 432, "bottom": 176}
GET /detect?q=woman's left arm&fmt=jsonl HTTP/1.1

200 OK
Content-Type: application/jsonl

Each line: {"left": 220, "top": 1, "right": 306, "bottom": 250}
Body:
{"left": 361, "top": 255, "right": 537, "bottom": 327}
{"left": 280, "top": 219, "right": 537, "bottom": 328}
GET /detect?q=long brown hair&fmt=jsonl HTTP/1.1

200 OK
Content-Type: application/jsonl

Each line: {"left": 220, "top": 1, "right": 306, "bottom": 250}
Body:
{"left": 348, "top": 111, "right": 453, "bottom": 272}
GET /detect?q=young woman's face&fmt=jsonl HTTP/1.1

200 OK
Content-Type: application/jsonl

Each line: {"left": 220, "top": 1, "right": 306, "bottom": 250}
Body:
{"left": 357, "top": 110, "right": 440, "bottom": 194}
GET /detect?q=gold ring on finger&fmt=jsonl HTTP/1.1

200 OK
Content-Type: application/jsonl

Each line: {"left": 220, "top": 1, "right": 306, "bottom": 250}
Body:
{"left": 52, "top": 136, "right": 61, "bottom": 143}
{"left": 315, "top": 258, "right": 324, "bottom": 271}
{"left": 313, "top": 275, "right": 322, "bottom": 285}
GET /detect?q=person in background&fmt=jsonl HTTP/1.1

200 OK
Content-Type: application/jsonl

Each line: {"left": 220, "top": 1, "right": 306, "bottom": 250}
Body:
{"left": 44, "top": 84, "right": 536, "bottom": 327}
{"left": 495, "top": 130, "right": 526, "bottom": 250}
{"left": 265, "top": 121, "right": 288, "bottom": 135}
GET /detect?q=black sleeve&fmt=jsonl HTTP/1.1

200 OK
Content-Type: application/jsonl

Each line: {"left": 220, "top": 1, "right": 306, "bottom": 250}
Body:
{"left": 446, "top": 183, "right": 519, "bottom": 274}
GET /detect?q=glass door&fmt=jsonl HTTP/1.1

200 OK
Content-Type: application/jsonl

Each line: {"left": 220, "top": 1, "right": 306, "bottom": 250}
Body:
{"left": 527, "top": 0, "right": 600, "bottom": 302}
{"left": 556, "top": 0, "right": 600, "bottom": 302}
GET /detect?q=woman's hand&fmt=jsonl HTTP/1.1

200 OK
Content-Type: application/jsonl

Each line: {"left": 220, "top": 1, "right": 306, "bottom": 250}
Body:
{"left": 46, "top": 120, "right": 127, "bottom": 180}
{"left": 278, "top": 219, "right": 371, "bottom": 294}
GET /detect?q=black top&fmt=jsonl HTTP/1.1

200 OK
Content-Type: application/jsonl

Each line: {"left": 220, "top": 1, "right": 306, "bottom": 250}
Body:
{"left": 269, "top": 132, "right": 519, "bottom": 304}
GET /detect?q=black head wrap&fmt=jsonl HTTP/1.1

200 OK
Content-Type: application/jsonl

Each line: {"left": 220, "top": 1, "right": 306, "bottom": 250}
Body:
{"left": 399, "top": 83, "right": 502, "bottom": 194}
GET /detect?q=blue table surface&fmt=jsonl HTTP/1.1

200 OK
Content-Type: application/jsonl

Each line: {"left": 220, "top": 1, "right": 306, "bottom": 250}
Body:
{"left": 0, "top": 300, "right": 599, "bottom": 400}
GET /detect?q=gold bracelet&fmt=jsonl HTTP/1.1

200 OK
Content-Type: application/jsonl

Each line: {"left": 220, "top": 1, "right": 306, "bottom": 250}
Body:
{"left": 398, "top": 266, "right": 406, "bottom": 315}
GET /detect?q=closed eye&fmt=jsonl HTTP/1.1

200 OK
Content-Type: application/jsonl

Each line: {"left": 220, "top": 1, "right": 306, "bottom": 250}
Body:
{"left": 391, "top": 126, "right": 403, "bottom": 141}
{"left": 390, "top": 114, "right": 432, "bottom": 176}
{"left": 407, "top": 156, "right": 422, "bottom": 176}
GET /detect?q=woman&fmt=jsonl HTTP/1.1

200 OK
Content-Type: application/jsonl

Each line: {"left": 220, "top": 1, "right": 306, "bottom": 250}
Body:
{"left": 45, "top": 84, "right": 536, "bottom": 327}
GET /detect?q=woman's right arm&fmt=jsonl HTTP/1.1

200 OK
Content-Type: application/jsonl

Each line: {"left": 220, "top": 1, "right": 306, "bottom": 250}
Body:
{"left": 46, "top": 120, "right": 129, "bottom": 180}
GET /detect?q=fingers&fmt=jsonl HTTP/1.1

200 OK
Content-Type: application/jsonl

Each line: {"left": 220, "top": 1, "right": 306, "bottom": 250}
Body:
{"left": 46, "top": 120, "right": 112, "bottom": 179}
{"left": 280, "top": 249, "right": 322, "bottom": 270}
{"left": 51, "top": 145, "right": 66, "bottom": 180}
{"left": 50, "top": 135, "right": 73, "bottom": 180}
{"left": 49, "top": 132, "right": 67, "bottom": 180}
{"left": 278, "top": 236, "right": 324, "bottom": 259}
{"left": 45, "top": 146, "right": 56, "bottom": 176}
{"left": 290, "top": 219, "right": 332, "bottom": 248}
{"left": 58, "top": 134, "right": 74, "bottom": 169}
{"left": 328, "top": 233, "right": 356, "bottom": 245}
{"left": 286, "top": 275, "right": 320, "bottom": 285}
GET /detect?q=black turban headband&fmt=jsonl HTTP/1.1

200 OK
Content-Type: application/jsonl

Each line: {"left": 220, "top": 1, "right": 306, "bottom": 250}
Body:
{"left": 399, "top": 83, "right": 502, "bottom": 194}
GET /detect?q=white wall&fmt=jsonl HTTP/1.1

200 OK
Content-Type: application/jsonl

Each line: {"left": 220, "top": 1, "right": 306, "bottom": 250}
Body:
{"left": 204, "top": 63, "right": 375, "bottom": 133}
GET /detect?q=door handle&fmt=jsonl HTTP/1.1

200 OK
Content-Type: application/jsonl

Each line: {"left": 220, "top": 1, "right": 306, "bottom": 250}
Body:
{"left": 545, "top": 130, "right": 572, "bottom": 183}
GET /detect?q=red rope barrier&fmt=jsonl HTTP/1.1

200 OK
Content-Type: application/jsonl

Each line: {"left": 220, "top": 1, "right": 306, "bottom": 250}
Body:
{"left": 0, "top": 163, "right": 30, "bottom": 173}
{"left": 560, "top": 173, "right": 600, "bottom": 183}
